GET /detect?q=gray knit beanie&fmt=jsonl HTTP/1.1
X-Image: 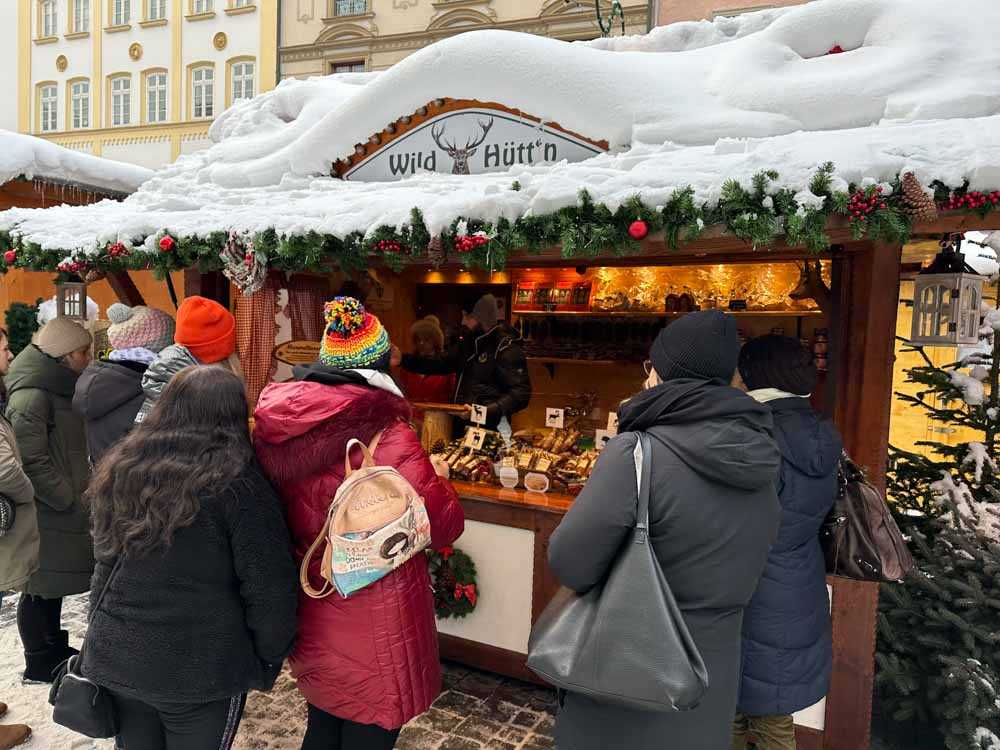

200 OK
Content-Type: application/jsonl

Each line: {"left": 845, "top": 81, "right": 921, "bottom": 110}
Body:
{"left": 471, "top": 294, "right": 500, "bottom": 330}
{"left": 649, "top": 310, "right": 739, "bottom": 383}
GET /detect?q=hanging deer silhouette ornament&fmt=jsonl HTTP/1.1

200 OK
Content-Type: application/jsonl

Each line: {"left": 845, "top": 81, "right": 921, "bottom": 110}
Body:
{"left": 789, "top": 260, "right": 831, "bottom": 313}
{"left": 431, "top": 119, "right": 494, "bottom": 175}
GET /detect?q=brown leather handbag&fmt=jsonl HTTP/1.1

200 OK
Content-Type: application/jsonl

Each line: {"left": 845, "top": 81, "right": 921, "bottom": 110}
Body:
{"left": 820, "top": 452, "right": 914, "bottom": 582}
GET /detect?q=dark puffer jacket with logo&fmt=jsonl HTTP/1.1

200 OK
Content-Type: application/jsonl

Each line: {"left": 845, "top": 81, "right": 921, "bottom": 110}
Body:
{"left": 73, "top": 358, "right": 148, "bottom": 466}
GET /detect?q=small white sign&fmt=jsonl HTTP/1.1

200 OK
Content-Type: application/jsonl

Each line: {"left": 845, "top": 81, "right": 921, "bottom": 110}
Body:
{"left": 595, "top": 429, "right": 614, "bottom": 451}
{"left": 545, "top": 408, "right": 565, "bottom": 429}
{"left": 464, "top": 428, "right": 487, "bottom": 451}
{"left": 470, "top": 404, "right": 488, "bottom": 425}
{"left": 606, "top": 412, "right": 619, "bottom": 433}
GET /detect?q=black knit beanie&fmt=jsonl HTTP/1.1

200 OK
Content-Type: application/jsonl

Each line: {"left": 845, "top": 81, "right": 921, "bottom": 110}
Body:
{"left": 738, "top": 334, "right": 818, "bottom": 395}
{"left": 649, "top": 310, "right": 739, "bottom": 383}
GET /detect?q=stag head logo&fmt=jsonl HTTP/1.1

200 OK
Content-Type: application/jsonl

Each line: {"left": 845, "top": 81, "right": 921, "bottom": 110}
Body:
{"left": 431, "top": 118, "right": 494, "bottom": 175}
{"left": 789, "top": 260, "right": 831, "bottom": 313}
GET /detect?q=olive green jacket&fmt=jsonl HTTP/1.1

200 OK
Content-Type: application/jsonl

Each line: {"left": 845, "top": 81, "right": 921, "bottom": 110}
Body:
{"left": 5, "top": 345, "right": 93, "bottom": 597}
{"left": 0, "top": 410, "right": 39, "bottom": 591}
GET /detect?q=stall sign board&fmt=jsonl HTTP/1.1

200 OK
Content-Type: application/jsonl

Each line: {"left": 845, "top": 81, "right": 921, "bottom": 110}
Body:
{"left": 595, "top": 429, "right": 614, "bottom": 451}
{"left": 273, "top": 340, "right": 322, "bottom": 366}
{"left": 545, "top": 408, "right": 565, "bottom": 429}
{"left": 338, "top": 101, "right": 607, "bottom": 183}
{"left": 471, "top": 404, "right": 489, "bottom": 425}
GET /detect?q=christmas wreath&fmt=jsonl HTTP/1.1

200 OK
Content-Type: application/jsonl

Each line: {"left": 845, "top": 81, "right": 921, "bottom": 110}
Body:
{"left": 427, "top": 546, "right": 478, "bottom": 619}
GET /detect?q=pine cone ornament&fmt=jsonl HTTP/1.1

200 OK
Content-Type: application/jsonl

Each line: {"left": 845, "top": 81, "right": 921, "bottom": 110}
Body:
{"left": 426, "top": 236, "right": 445, "bottom": 268}
{"left": 902, "top": 172, "right": 938, "bottom": 223}
{"left": 437, "top": 561, "right": 457, "bottom": 593}
{"left": 84, "top": 269, "right": 106, "bottom": 284}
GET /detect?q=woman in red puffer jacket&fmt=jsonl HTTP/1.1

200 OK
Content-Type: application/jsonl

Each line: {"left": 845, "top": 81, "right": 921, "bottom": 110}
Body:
{"left": 254, "top": 298, "right": 464, "bottom": 750}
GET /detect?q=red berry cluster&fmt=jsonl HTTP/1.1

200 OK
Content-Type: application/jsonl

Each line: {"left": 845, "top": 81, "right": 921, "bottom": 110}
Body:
{"left": 3, "top": 250, "right": 16, "bottom": 265}
{"left": 847, "top": 186, "right": 887, "bottom": 222}
{"left": 108, "top": 242, "right": 129, "bottom": 258}
{"left": 454, "top": 233, "right": 489, "bottom": 253}
{"left": 58, "top": 260, "right": 87, "bottom": 274}
{"left": 243, "top": 252, "right": 255, "bottom": 267}
{"left": 159, "top": 236, "right": 176, "bottom": 253}
{"left": 374, "top": 239, "right": 403, "bottom": 253}
{"left": 941, "top": 191, "right": 1000, "bottom": 211}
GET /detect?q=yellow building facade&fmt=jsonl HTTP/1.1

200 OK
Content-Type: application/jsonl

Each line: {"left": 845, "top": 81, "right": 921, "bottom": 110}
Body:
{"left": 280, "top": 0, "right": 649, "bottom": 78}
{"left": 18, "top": 0, "right": 278, "bottom": 168}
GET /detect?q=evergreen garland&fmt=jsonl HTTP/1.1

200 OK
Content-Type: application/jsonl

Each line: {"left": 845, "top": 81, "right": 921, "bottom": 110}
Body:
{"left": 0, "top": 166, "right": 995, "bottom": 277}
{"left": 3, "top": 299, "right": 42, "bottom": 355}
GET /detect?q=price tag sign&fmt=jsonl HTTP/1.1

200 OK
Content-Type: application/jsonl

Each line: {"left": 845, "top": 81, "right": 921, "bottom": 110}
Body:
{"left": 501, "top": 455, "right": 516, "bottom": 469}
{"left": 470, "top": 404, "right": 488, "bottom": 425}
{"left": 595, "top": 429, "right": 614, "bottom": 451}
{"left": 464, "top": 427, "right": 487, "bottom": 451}
{"left": 545, "top": 408, "right": 566, "bottom": 429}
{"left": 606, "top": 412, "right": 619, "bottom": 433}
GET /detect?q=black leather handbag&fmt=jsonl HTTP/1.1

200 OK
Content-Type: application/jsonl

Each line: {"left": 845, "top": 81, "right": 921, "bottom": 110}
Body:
{"left": 526, "top": 432, "right": 709, "bottom": 712}
{"left": 49, "top": 558, "right": 122, "bottom": 739}
{"left": 0, "top": 494, "right": 14, "bottom": 537}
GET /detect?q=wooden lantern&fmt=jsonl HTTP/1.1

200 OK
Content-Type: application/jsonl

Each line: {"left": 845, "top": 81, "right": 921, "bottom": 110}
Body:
{"left": 910, "top": 237, "right": 985, "bottom": 347}
{"left": 56, "top": 279, "right": 89, "bottom": 322}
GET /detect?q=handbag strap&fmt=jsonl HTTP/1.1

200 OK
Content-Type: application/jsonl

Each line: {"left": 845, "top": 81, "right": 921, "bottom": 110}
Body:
{"left": 77, "top": 556, "right": 123, "bottom": 662}
{"left": 633, "top": 432, "right": 652, "bottom": 542}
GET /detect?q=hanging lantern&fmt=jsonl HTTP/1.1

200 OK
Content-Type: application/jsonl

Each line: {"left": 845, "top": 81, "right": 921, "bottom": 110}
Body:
{"left": 56, "top": 277, "right": 89, "bottom": 322}
{"left": 910, "top": 235, "right": 985, "bottom": 347}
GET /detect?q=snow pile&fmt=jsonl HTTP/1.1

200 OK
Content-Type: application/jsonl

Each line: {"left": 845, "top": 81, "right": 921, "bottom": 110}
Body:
{"left": 0, "top": 130, "right": 152, "bottom": 194}
{"left": 1, "top": 0, "right": 1000, "bottom": 254}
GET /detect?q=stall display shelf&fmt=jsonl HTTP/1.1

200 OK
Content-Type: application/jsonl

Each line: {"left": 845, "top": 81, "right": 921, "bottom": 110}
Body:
{"left": 514, "top": 309, "right": 824, "bottom": 318}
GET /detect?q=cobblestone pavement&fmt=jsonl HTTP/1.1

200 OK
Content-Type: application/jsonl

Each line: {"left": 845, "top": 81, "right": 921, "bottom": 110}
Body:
{"left": 0, "top": 594, "right": 555, "bottom": 750}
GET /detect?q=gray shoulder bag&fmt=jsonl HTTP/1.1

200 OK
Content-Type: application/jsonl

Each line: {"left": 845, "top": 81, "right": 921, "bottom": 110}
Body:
{"left": 526, "top": 432, "right": 709, "bottom": 712}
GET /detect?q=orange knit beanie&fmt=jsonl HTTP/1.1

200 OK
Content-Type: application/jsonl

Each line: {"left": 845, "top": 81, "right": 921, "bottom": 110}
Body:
{"left": 175, "top": 296, "right": 236, "bottom": 364}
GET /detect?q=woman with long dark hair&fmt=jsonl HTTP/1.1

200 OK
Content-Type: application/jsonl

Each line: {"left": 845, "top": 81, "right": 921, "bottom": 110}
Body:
{"left": 81, "top": 366, "right": 298, "bottom": 750}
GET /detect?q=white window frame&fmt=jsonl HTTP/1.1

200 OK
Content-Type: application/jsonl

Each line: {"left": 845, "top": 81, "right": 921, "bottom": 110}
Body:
{"left": 111, "top": 75, "right": 132, "bottom": 126}
{"left": 191, "top": 66, "right": 214, "bottom": 119}
{"left": 231, "top": 61, "right": 254, "bottom": 103}
{"left": 71, "top": 80, "right": 90, "bottom": 129}
{"left": 193, "top": 0, "right": 213, "bottom": 12}
{"left": 147, "top": 0, "right": 166, "bottom": 19}
{"left": 233, "top": 0, "right": 252, "bottom": 6}
{"left": 146, "top": 71, "right": 168, "bottom": 123}
{"left": 41, "top": 0, "right": 57, "bottom": 37}
{"left": 333, "top": 0, "right": 366, "bottom": 16}
{"left": 40, "top": 84, "right": 58, "bottom": 132}
{"left": 112, "top": 0, "right": 131, "bottom": 25}
{"left": 73, "top": 0, "right": 90, "bottom": 31}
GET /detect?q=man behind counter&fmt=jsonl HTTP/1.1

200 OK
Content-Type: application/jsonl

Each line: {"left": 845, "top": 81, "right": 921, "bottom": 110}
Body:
{"left": 392, "top": 294, "right": 532, "bottom": 429}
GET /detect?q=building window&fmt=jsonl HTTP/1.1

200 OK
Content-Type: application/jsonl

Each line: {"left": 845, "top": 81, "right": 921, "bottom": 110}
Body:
{"left": 191, "top": 65, "right": 214, "bottom": 118}
{"left": 331, "top": 61, "right": 365, "bottom": 74}
{"left": 231, "top": 60, "right": 254, "bottom": 102}
{"left": 41, "top": 0, "right": 57, "bottom": 36}
{"left": 111, "top": 75, "right": 132, "bottom": 126}
{"left": 193, "top": 0, "right": 213, "bottom": 12}
{"left": 147, "top": 0, "right": 166, "bottom": 18}
{"left": 333, "top": 0, "right": 366, "bottom": 16}
{"left": 40, "top": 84, "right": 58, "bottom": 131}
{"left": 72, "top": 0, "right": 90, "bottom": 32}
{"left": 232, "top": 0, "right": 252, "bottom": 6}
{"left": 146, "top": 71, "right": 168, "bottom": 122}
{"left": 71, "top": 80, "right": 90, "bottom": 128}
{"left": 112, "top": 0, "right": 131, "bottom": 25}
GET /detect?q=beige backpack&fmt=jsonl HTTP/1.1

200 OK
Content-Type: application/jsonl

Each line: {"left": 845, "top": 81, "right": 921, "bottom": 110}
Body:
{"left": 301, "top": 432, "right": 432, "bottom": 598}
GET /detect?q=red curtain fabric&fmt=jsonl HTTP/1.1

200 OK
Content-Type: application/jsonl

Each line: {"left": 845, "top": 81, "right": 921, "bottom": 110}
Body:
{"left": 235, "top": 274, "right": 331, "bottom": 410}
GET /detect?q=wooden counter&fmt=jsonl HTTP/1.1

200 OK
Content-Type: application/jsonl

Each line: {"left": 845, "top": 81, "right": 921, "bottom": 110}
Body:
{"left": 438, "top": 479, "right": 877, "bottom": 750}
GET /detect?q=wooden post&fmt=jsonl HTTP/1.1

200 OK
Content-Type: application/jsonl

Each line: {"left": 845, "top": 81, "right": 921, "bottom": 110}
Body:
{"left": 183, "top": 269, "right": 230, "bottom": 308}
{"left": 822, "top": 241, "right": 902, "bottom": 749}
{"left": 106, "top": 272, "right": 146, "bottom": 307}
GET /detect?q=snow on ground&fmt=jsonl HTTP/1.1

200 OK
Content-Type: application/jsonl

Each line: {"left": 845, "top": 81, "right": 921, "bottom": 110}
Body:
{"left": 1, "top": 0, "right": 1000, "bottom": 256}
{"left": 0, "top": 131, "right": 152, "bottom": 195}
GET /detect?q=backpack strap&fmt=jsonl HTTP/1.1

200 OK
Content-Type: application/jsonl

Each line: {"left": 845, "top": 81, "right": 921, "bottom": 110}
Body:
{"left": 343, "top": 430, "right": 386, "bottom": 477}
{"left": 300, "top": 503, "right": 337, "bottom": 599}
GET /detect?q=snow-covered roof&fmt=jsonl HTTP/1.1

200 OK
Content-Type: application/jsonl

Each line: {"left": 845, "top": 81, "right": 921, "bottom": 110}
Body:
{"left": 1, "top": 0, "right": 999, "bottom": 260}
{"left": 0, "top": 130, "right": 153, "bottom": 196}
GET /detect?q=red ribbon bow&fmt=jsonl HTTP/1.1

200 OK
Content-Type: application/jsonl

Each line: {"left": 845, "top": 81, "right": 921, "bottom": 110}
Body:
{"left": 438, "top": 546, "right": 454, "bottom": 560}
{"left": 453, "top": 583, "right": 477, "bottom": 606}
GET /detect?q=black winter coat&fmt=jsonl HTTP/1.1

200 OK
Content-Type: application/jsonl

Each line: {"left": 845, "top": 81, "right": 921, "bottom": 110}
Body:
{"left": 81, "top": 463, "right": 298, "bottom": 704}
{"left": 548, "top": 379, "right": 782, "bottom": 750}
{"left": 73, "top": 359, "right": 147, "bottom": 466}
{"left": 401, "top": 324, "right": 531, "bottom": 427}
{"left": 738, "top": 397, "right": 842, "bottom": 716}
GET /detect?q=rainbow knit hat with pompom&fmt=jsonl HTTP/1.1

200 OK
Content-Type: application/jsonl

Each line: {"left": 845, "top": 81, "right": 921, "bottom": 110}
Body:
{"left": 319, "top": 297, "right": 392, "bottom": 371}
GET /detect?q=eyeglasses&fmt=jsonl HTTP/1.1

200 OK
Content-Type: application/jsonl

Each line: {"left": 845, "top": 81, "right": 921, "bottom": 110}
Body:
{"left": 643, "top": 360, "right": 652, "bottom": 376}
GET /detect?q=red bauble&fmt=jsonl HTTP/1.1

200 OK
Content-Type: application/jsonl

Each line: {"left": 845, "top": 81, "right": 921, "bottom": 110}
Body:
{"left": 4, "top": 250, "right": 16, "bottom": 265}
{"left": 628, "top": 220, "right": 649, "bottom": 240}
{"left": 827, "top": 45, "right": 845, "bottom": 54}
{"left": 159, "top": 236, "right": 176, "bottom": 253}
{"left": 108, "top": 241, "right": 128, "bottom": 258}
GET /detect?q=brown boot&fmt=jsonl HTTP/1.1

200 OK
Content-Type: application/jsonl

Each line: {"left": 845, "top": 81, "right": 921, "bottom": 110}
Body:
{"left": 0, "top": 724, "right": 31, "bottom": 750}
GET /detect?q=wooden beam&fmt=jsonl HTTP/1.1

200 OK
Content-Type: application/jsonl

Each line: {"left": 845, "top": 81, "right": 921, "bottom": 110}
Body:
{"left": 183, "top": 269, "right": 230, "bottom": 308}
{"left": 106, "top": 272, "right": 145, "bottom": 307}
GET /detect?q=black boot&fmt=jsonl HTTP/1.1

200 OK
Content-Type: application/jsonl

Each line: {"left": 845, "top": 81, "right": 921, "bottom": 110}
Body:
{"left": 47, "top": 630, "right": 79, "bottom": 666}
{"left": 22, "top": 646, "right": 64, "bottom": 684}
